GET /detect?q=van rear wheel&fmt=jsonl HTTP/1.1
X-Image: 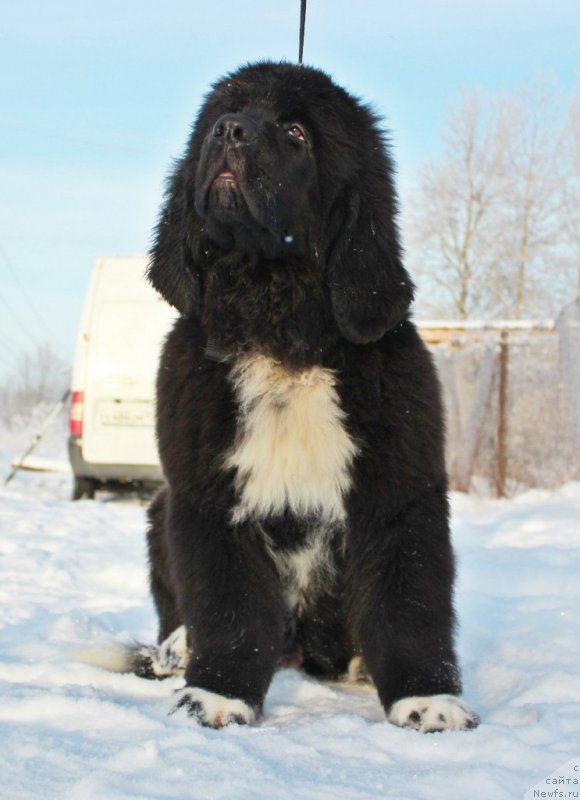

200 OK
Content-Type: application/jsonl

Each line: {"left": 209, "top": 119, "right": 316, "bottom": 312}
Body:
{"left": 72, "top": 477, "right": 97, "bottom": 501}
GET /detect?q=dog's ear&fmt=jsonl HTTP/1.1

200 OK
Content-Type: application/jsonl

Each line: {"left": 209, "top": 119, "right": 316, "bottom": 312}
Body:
{"left": 326, "top": 153, "right": 415, "bottom": 344}
{"left": 147, "top": 163, "right": 201, "bottom": 317}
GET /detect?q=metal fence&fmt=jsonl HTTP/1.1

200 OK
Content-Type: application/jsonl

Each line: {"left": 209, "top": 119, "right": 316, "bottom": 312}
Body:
{"left": 420, "top": 299, "right": 580, "bottom": 496}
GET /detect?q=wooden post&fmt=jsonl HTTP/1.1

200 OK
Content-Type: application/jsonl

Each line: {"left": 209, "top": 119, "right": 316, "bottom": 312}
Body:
{"left": 496, "top": 330, "right": 509, "bottom": 497}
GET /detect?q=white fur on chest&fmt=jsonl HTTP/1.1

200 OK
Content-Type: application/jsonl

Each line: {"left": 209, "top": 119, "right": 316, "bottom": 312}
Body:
{"left": 268, "top": 526, "right": 337, "bottom": 611}
{"left": 225, "top": 354, "right": 358, "bottom": 524}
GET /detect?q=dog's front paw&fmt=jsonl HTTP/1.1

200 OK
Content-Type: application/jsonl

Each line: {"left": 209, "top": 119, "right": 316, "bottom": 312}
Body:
{"left": 155, "top": 626, "right": 189, "bottom": 677}
{"left": 170, "top": 687, "right": 257, "bottom": 729}
{"left": 388, "top": 694, "right": 480, "bottom": 733}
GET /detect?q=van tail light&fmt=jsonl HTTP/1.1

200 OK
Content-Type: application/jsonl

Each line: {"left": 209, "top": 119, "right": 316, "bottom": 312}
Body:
{"left": 69, "top": 391, "right": 84, "bottom": 437}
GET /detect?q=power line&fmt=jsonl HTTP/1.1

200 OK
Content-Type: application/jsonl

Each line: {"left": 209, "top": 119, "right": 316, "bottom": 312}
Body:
{"left": 0, "top": 242, "right": 70, "bottom": 357}
{"left": 0, "top": 286, "right": 47, "bottom": 352}
{"left": 0, "top": 320, "right": 25, "bottom": 354}
{"left": 0, "top": 122, "right": 160, "bottom": 159}
{"left": 0, "top": 346, "right": 19, "bottom": 370}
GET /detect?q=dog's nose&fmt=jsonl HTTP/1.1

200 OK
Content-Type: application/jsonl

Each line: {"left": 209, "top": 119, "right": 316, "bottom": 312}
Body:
{"left": 211, "top": 114, "right": 258, "bottom": 146}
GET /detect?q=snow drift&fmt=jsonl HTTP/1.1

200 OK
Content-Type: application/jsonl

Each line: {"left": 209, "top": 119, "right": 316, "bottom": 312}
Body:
{"left": 0, "top": 443, "right": 579, "bottom": 799}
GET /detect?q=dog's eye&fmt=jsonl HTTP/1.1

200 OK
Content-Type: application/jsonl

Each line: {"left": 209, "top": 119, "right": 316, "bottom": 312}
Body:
{"left": 287, "top": 124, "right": 307, "bottom": 142}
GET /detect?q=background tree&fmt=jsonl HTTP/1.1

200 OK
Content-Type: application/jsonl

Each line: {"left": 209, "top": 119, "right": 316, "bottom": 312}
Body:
{"left": 405, "top": 79, "right": 576, "bottom": 320}
{"left": 562, "top": 89, "right": 580, "bottom": 299}
{"left": 492, "top": 82, "right": 566, "bottom": 318}
{"left": 0, "top": 344, "right": 69, "bottom": 425}
{"left": 405, "top": 93, "right": 505, "bottom": 319}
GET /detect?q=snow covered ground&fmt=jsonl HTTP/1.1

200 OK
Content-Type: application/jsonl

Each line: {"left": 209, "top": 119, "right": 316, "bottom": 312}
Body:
{"left": 1, "top": 426, "right": 579, "bottom": 800}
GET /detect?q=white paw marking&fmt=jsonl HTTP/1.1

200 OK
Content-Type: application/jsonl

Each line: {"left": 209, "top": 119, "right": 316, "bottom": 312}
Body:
{"left": 388, "top": 694, "right": 480, "bottom": 732}
{"left": 344, "top": 655, "right": 373, "bottom": 685}
{"left": 170, "top": 687, "right": 256, "bottom": 728}
{"left": 153, "top": 625, "right": 189, "bottom": 677}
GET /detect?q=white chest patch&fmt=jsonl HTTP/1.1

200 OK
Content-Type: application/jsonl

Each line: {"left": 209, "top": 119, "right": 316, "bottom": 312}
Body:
{"left": 268, "top": 526, "right": 338, "bottom": 610}
{"left": 225, "top": 354, "right": 358, "bottom": 524}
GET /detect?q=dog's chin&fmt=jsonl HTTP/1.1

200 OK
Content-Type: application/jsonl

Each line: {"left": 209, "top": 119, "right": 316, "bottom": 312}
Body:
{"left": 207, "top": 177, "right": 246, "bottom": 219}
{"left": 206, "top": 218, "right": 294, "bottom": 259}
{"left": 203, "top": 194, "right": 303, "bottom": 260}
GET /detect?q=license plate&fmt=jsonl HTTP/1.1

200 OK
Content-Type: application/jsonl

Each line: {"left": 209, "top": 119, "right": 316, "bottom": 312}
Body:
{"left": 99, "top": 402, "right": 153, "bottom": 427}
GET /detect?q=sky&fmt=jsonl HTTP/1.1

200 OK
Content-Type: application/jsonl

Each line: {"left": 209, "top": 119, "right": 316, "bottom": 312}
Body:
{"left": 0, "top": 0, "right": 579, "bottom": 380}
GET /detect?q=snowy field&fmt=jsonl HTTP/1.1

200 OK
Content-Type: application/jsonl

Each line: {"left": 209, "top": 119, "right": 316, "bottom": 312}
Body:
{"left": 0, "top": 423, "right": 579, "bottom": 800}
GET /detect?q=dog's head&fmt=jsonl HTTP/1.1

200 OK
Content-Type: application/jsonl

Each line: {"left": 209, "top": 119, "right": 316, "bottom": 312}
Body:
{"left": 149, "top": 62, "right": 414, "bottom": 344}
{"left": 194, "top": 109, "right": 318, "bottom": 261}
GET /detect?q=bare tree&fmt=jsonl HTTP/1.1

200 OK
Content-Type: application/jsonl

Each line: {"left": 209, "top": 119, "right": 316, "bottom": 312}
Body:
{"left": 405, "top": 93, "right": 505, "bottom": 319}
{"left": 492, "top": 82, "right": 566, "bottom": 318}
{"left": 0, "top": 344, "right": 69, "bottom": 425}
{"left": 562, "top": 89, "right": 580, "bottom": 298}
{"left": 406, "top": 79, "right": 574, "bottom": 320}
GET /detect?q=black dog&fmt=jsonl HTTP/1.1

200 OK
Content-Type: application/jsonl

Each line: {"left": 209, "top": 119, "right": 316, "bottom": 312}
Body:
{"left": 143, "top": 61, "right": 479, "bottom": 732}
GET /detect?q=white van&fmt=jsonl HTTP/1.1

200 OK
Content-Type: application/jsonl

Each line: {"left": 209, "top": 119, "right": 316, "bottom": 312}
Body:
{"left": 68, "top": 256, "right": 176, "bottom": 499}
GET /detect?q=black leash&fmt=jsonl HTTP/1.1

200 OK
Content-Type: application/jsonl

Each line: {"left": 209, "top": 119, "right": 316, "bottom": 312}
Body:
{"left": 298, "top": 0, "right": 307, "bottom": 64}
